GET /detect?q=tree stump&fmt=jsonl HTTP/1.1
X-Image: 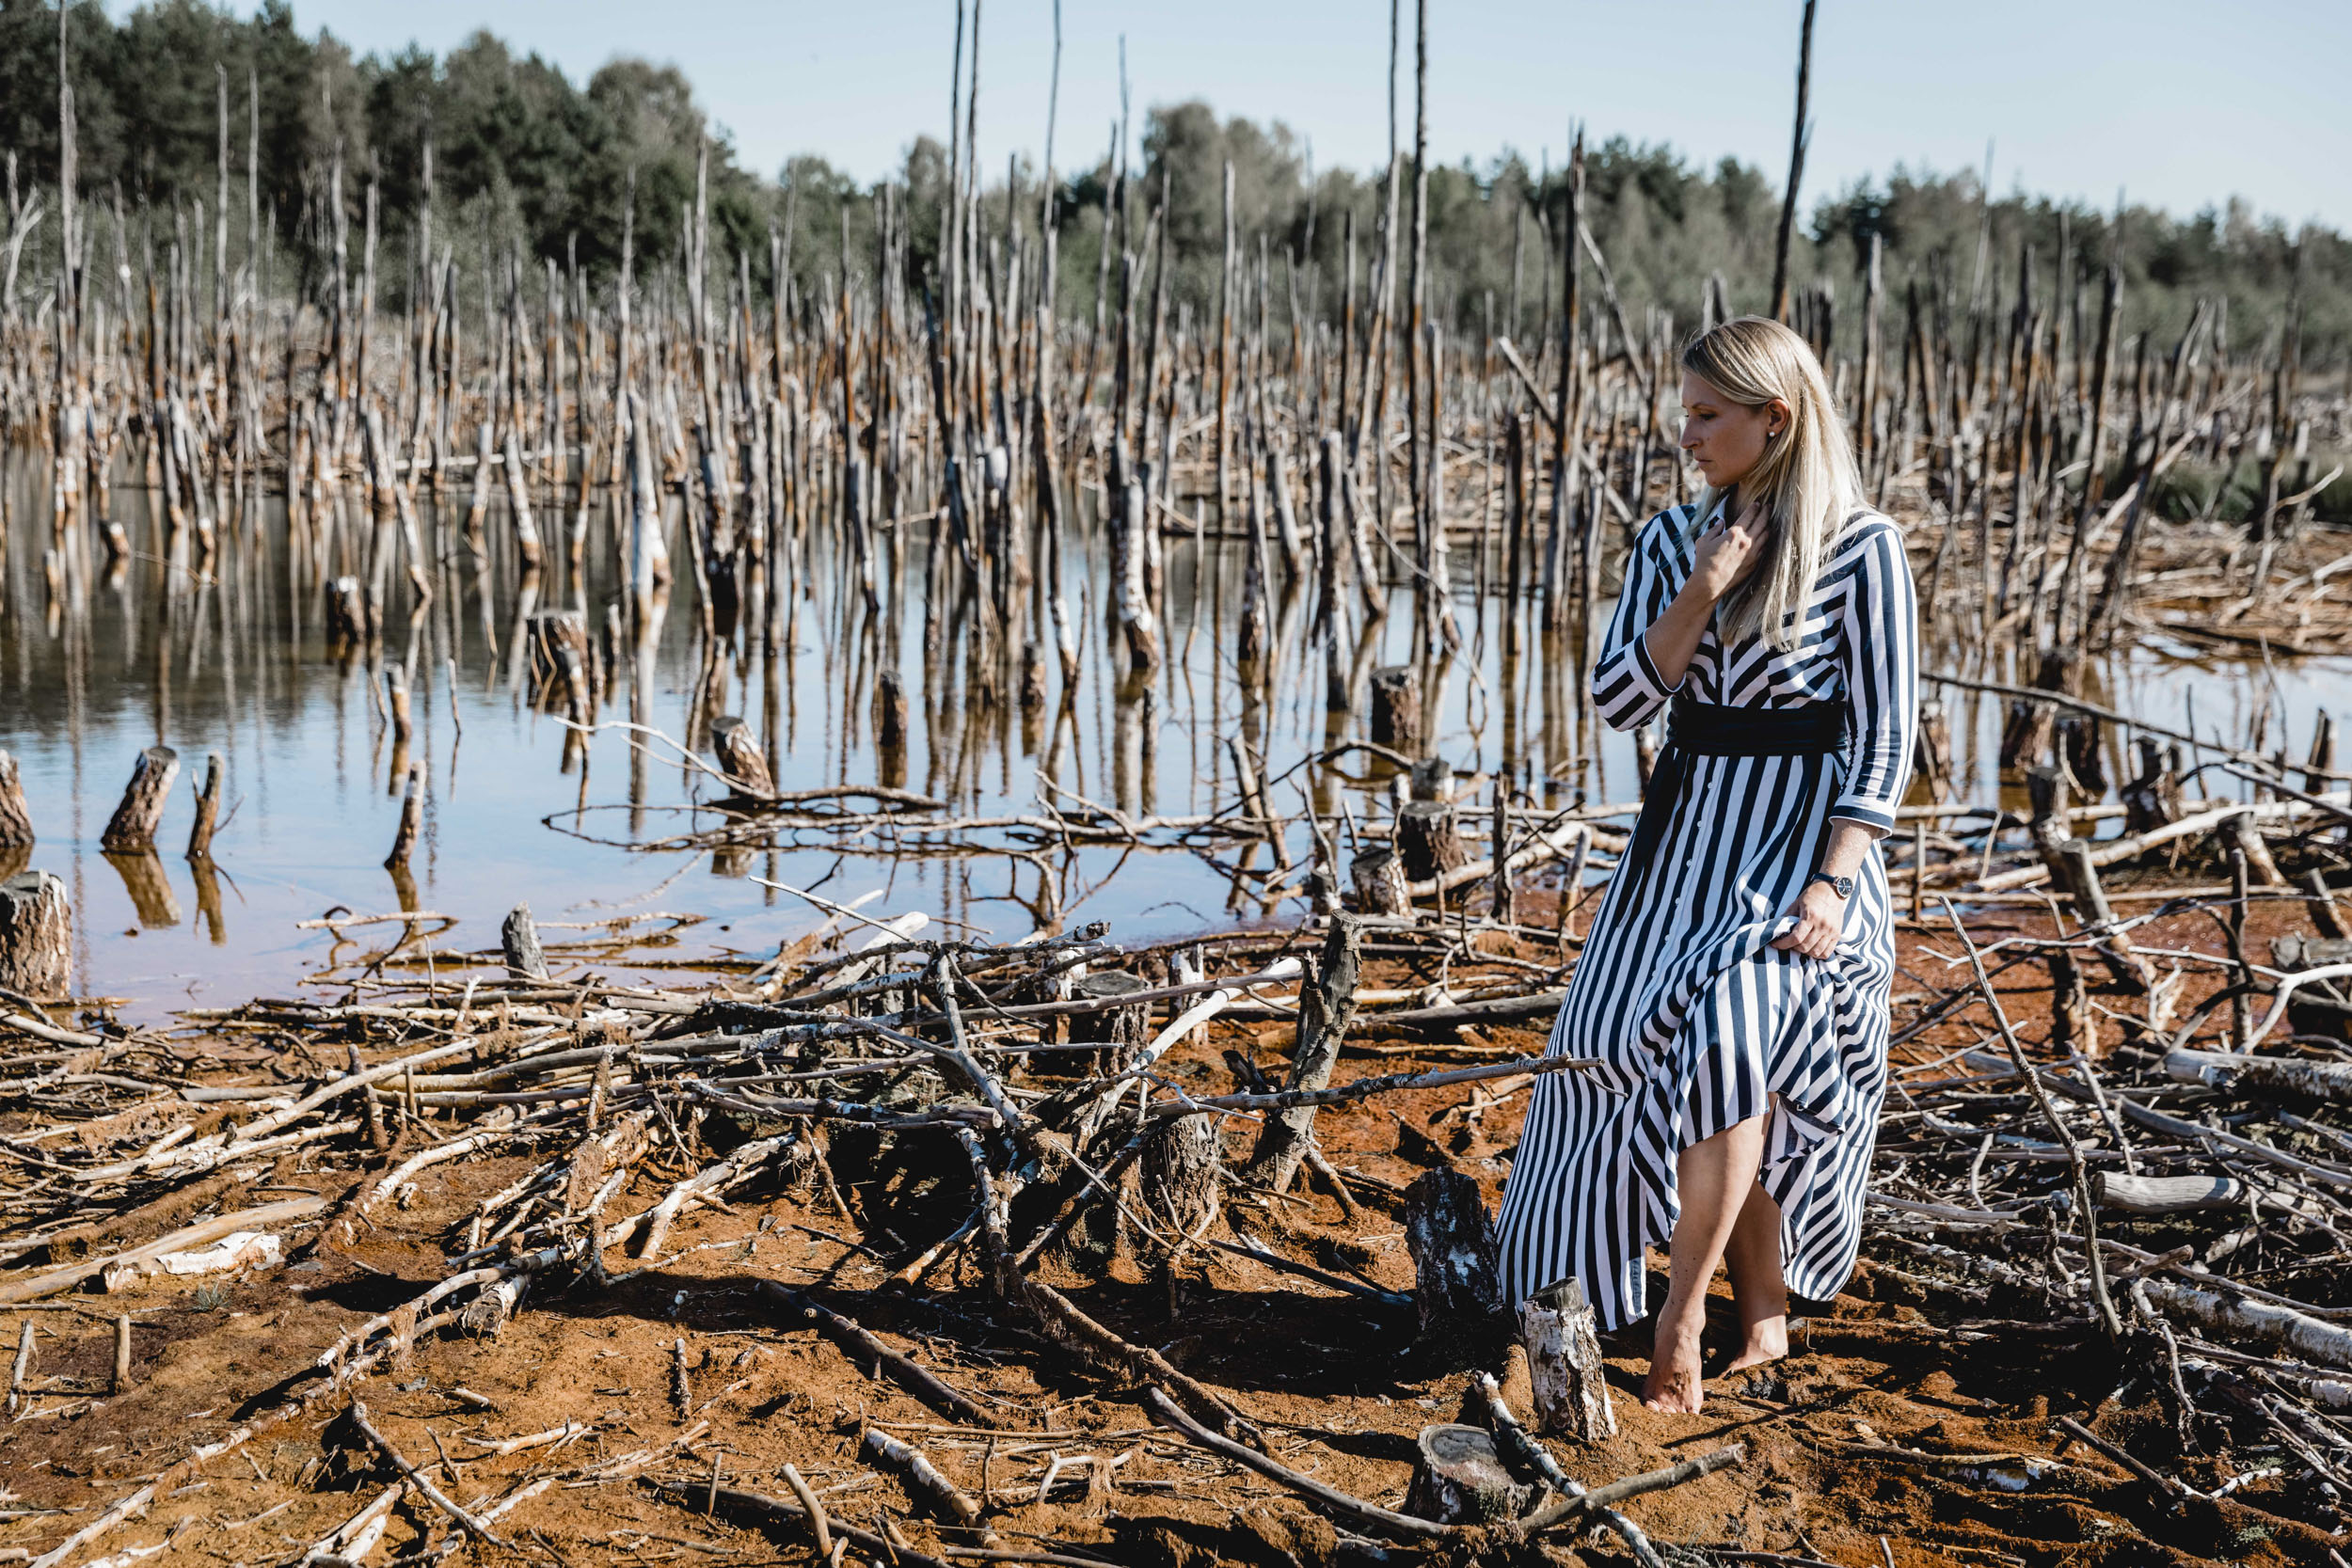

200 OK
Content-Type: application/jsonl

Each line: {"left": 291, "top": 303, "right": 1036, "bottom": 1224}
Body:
{"left": 875, "top": 668, "right": 910, "bottom": 754}
{"left": 2121, "top": 737, "right": 2184, "bottom": 835}
{"left": 875, "top": 667, "right": 910, "bottom": 789}
{"left": 0, "top": 750, "right": 33, "bottom": 852}
{"left": 385, "top": 666, "right": 414, "bottom": 746}
{"left": 1070, "top": 970, "right": 1152, "bottom": 1078}
{"left": 1408, "top": 758, "right": 1454, "bottom": 802}
{"left": 1351, "top": 847, "right": 1409, "bottom": 916}
{"left": 1136, "top": 1113, "right": 1222, "bottom": 1271}
{"left": 1520, "top": 1275, "right": 1617, "bottom": 1442}
{"left": 2309, "top": 711, "right": 2339, "bottom": 797}
{"left": 1398, "top": 801, "right": 1470, "bottom": 884}
{"left": 1999, "top": 698, "right": 2056, "bottom": 773}
{"left": 185, "top": 752, "right": 223, "bottom": 860}
{"left": 385, "top": 764, "right": 424, "bottom": 869}
{"left": 710, "top": 716, "right": 773, "bottom": 799}
{"left": 325, "top": 576, "right": 367, "bottom": 647}
{"left": 1370, "top": 666, "right": 1422, "bottom": 756}
{"left": 502, "top": 903, "right": 550, "bottom": 980}
{"left": 1405, "top": 1168, "right": 1502, "bottom": 1339}
{"left": 526, "top": 611, "right": 591, "bottom": 714}
{"left": 1404, "top": 1424, "right": 1532, "bottom": 1525}
{"left": 0, "top": 871, "right": 71, "bottom": 997}
{"left": 2057, "top": 712, "right": 2106, "bottom": 796}
{"left": 100, "top": 747, "right": 179, "bottom": 852}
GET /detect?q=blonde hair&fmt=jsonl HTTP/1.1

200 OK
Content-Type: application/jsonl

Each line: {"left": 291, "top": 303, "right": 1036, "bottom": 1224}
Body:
{"left": 1681, "top": 315, "right": 1865, "bottom": 651}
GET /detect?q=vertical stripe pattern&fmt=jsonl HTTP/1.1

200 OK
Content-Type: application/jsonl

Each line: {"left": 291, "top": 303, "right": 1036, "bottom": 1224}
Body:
{"left": 1496, "top": 502, "right": 1919, "bottom": 1329}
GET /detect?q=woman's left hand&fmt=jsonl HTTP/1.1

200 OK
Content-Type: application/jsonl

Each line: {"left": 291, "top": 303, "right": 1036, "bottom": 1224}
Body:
{"left": 1770, "top": 879, "right": 1848, "bottom": 960}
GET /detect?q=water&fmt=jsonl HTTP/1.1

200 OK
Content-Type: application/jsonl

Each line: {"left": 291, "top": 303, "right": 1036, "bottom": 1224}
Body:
{"left": 0, "top": 458, "right": 2335, "bottom": 1019}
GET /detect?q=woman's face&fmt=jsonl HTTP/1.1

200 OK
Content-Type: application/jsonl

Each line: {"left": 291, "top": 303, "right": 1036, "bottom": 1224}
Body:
{"left": 1678, "top": 371, "right": 1788, "bottom": 491}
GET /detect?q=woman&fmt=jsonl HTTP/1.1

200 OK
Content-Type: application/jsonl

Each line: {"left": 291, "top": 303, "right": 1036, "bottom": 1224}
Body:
{"left": 1494, "top": 315, "right": 1917, "bottom": 1415}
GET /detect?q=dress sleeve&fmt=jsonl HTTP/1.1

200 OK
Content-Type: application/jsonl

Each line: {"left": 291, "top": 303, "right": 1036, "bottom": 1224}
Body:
{"left": 1589, "top": 513, "right": 1687, "bottom": 731}
{"left": 1831, "top": 520, "right": 1919, "bottom": 835}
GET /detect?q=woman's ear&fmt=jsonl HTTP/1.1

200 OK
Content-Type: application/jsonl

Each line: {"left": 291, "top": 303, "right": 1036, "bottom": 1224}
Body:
{"left": 1766, "top": 398, "right": 1792, "bottom": 439}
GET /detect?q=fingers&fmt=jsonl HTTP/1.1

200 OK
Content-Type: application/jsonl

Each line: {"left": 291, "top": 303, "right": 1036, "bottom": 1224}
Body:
{"left": 1771, "top": 914, "right": 1840, "bottom": 959}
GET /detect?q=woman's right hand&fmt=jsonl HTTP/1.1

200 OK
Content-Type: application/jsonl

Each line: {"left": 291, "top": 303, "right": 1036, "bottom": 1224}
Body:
{"left": 1689, "top": 498, "right": 1771, "bottom": 603}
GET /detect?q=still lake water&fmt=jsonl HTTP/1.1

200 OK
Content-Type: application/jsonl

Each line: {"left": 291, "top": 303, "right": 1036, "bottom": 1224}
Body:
{"left": 0, "top": 460, "right": 2333, "bottom": 1019}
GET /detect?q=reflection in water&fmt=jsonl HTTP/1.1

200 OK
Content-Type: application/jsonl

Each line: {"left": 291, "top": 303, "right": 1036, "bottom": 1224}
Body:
{"left": 0, "top": 451, "right": 2339, "bottom": 1019}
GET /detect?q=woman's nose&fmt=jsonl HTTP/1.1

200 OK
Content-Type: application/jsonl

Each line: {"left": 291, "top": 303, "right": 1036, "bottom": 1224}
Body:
{"left": 1677, "top": 427, "right": 1700, "bottom": 451}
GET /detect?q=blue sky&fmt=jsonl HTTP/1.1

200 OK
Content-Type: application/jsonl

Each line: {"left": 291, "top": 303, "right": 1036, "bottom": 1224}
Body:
{"left": 262, "top": 0, "right": 2350, "bottom": 229}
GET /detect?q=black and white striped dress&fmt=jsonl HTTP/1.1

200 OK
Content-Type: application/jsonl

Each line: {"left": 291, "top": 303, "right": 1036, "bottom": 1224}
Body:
{"left": 1495, "top": 502, "right": 1918, "bottom": 1330}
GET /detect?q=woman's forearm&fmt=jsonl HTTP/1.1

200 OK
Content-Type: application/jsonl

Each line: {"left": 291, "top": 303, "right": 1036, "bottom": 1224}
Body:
{"left": 1818, "top": 817, "right": 1878, "bottom": 878}
{"left": 1641, "top": 580, "right": 1718, "bottom": 691}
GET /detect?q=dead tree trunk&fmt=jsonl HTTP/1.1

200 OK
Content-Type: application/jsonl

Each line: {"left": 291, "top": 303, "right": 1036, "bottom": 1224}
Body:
{"left": 1246, "top": 915, "right": 1363, "bottom": 1193}
{"left": 185, "top": 752, "right": 223, "bottom": 860}
{"left": 1351, "top": 848, "right": 1409, "bottom": 916}
{"left": 1397, "top": 800, "right": 1468, "bottom": 883}
{"left": 1520, "top": 1275, "right": 1616, "bottom": 1442}
{"left": 0, "top": 871, "right": 71, "bottom": 997}
{"left": 710, "top": 716, "right": 773, "bottom": 799}
{"left": 1136, "top": 1113, "right": 1222, "bottom": 1271}
{"left": 100, "top": 747, "right": 179, "bottom": 852}
{"left": 1370, "top": 665, "right": 1423, "bottom": 756}
{"left": 385, "top": 763, "right": 423, "bottom": 869}
{"left": 1405, "top": 1167, "right": 1502, "bottom": 1342}
{"left": 0, "top": 751, "right": 32, "bottom": 851}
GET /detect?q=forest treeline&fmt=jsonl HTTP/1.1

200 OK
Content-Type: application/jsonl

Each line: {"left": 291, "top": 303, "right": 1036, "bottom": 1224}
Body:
{"left": 1, "top": 0, "right": 2344, "bottom": 368}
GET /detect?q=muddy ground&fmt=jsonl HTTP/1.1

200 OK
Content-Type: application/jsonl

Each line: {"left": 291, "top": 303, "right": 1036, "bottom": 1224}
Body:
{"left": 2, "top": 879, "right": 2345, "bottom": 1568}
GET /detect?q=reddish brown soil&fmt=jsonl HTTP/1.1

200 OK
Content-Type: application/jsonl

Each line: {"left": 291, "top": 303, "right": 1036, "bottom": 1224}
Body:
{"left": 0, "top": 880, "right": 2341, "bottom": 1568}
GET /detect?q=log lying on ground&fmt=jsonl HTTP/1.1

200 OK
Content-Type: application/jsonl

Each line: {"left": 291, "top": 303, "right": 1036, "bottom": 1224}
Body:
{"left": 1973, "top": 793, "right": 2349, "bottom": 894}
{"left": 2092, "top": 1173, "right": 2250, "bottom": 1214}
{"left": 2165, "top": 1048, "right": 2352, "bottom": 1106}
{"left": 0, "top": 1196, "right": 326, "bottom": 1305}
{"left": 757, "top": 1282, "right": 991, "bottom": 1426}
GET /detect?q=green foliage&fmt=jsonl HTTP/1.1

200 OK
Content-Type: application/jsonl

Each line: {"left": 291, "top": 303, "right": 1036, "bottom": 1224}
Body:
{"left": 0, "top": 0, "right": 2344, "bottom": 367}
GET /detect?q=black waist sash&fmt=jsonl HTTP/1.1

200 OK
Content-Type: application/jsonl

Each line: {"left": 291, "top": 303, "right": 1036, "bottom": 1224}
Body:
{"left": 1623, "top": 697, "right": 1850, "bottom": 891}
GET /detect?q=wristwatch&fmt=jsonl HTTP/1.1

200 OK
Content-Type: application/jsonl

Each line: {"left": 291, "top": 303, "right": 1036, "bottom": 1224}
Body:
{"left": 1807, "top": 870, "right": 1854, "bottom": 899}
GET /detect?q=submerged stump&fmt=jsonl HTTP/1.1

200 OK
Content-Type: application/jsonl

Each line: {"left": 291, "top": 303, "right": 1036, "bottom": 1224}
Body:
{"left": 100, "top": 747, "right": 178, "bottom": 853}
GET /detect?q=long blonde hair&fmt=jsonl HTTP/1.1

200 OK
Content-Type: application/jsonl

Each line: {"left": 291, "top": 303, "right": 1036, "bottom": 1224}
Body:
{"left": 1681, "top": 315, "right": 1865, "bottom": 651}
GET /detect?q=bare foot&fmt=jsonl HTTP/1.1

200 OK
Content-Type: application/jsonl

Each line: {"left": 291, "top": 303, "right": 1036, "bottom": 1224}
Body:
{"left": 1641, "top": 1304, "right": 1707, "bottom": 1413}
{"left": 1724, "top": 1313, "right": 1788, "bottom": 1374}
